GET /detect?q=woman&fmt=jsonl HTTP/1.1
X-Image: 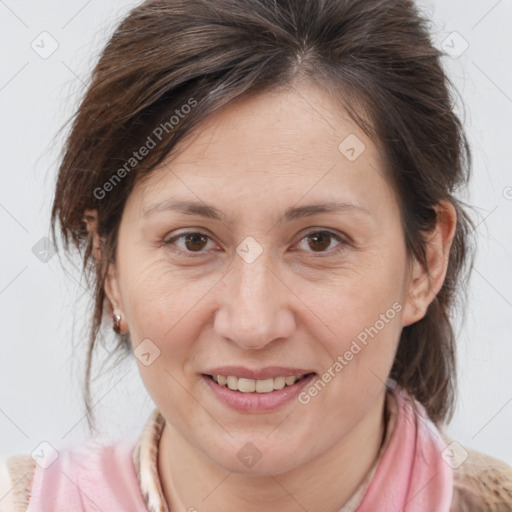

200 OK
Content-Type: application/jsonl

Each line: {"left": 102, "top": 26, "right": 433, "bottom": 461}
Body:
{"left": 1, "top": 0, "right": 511, "bottom": 510}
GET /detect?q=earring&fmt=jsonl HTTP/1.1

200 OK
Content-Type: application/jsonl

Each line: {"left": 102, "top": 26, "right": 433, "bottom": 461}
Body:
{"left": 113, "top": 313, "right": 122, "bottom": 334}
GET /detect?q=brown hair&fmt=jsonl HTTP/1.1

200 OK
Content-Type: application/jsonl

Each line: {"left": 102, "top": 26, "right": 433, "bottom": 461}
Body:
{"left": 50, "top": 0, "right": 476, "bottom": 429}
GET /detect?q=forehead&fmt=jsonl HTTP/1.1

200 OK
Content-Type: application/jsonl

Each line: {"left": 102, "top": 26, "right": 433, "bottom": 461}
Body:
{"left": 131, "top": 81, "right": 395, "bottom": 220}
{"left": 162, "top": 82, "right": 381, "bottom": 168}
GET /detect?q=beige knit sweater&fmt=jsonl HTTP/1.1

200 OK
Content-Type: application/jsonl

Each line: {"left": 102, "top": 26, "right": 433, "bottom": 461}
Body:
{"left": 1, "top": 392, "right": 511, "bottom": 511}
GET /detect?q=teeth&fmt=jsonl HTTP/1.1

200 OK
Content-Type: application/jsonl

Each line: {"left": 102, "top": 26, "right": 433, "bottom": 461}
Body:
{"left": 212, "top": 374, "right": 307, "bottom": 393}
{"left": 273, "top": 376, "right": 286, "bottom": 390}
{"left": 227, "top": 376, "right": 238, "bottom": 391}
{"left": 255, "top": 378, "right": 274, "bottom": 393}
{"left": 285, "top": 376, "right": 296, "bottom": 386}
{"left": 238, "top": 378, "right": 256, "bottom": 393}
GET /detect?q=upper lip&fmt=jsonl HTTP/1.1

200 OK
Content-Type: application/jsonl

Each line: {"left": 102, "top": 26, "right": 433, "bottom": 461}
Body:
{"left": 203, "top": 366, "right": 315, "bottom": 380}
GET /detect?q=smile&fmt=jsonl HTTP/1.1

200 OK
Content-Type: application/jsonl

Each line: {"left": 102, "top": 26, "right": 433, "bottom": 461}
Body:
{"left": 209, "top": 374, "right": 310, "bottom": 393}
{"left": 201, "top": 372, "right": 317, "bottom": 413}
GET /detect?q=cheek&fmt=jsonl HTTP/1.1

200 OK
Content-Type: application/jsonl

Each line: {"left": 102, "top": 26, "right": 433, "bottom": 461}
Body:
{"left": 297, "top": 275, "right": 404, "bottom": 429}
{"left": 117, "top": 257, "right": 223, "bottom": 403}
{"left": 304, "top": 254, "right": 406, "bottom": 379}
{"left": 118, "top": 254, "right": 212, "bottom": 337}
{"left": 310, "top": 262, "right": 404, "bottom": 336}
{"left": 121, "top": 264, "right": 205, "bottom": 416}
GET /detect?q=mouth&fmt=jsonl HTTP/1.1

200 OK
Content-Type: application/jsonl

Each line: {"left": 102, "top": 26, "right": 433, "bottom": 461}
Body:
{"left": 201, "top": 371, "right": 317, "bottom": 413}
{"left": 204, "top": 373, "right": 314, "bottom": 393}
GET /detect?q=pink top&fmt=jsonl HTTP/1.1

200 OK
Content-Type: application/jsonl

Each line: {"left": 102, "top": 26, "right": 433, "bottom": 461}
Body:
{"left": 25, "top": 438, "right": 149, "bottom": 511}
{"left": 7, "top": 383, "right": 453, "bottom": 511}
{"left": 357, "top": 384, "right": 453, "bottom": 511}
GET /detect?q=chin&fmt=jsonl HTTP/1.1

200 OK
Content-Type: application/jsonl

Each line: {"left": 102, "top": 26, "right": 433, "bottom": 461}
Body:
{"left": 201, "top": 435, "right": 309, "bottom": 476}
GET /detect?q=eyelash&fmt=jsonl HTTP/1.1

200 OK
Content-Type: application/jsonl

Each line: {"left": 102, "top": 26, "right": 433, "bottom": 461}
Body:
{"left": 163, "top": 230, "right": 348, "bottom": 258}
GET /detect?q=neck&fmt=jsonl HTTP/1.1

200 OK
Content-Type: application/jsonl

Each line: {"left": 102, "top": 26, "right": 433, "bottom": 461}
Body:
{"left": 157, "top": 390, "right": 388, "bottom": 512}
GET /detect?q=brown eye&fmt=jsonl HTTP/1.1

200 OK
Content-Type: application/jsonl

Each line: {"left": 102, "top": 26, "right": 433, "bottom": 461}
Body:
{"left": 307, "top": 232, "right": 332, "bottom": 252}
{"left": 182, "top": 233, "right": 208, "bottom": 252}
{"left": 296, "top": 230, "right": 345, "bottom": 255}
{"left": 164, "top": 232, "right": 213, "bottom": 256}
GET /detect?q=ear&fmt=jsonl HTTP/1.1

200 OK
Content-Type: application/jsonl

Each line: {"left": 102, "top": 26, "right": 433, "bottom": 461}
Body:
{"left": 83, "top": 208, "right": 103, "bottom": 263}
{"left": 83, "top": 208, "right": 123, "bottom": 321}
{"left": 401, "top": 200, "right": 458, "bottom": 327}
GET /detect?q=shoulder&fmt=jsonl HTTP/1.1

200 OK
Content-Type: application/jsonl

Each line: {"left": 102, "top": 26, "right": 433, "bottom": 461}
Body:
{"left": 0, "top": 410, "right": 162, "bottom": 512}
{"left": 440, "top": 432, "right": 512, "bottom": 512}
{"left": 0, "top": 441, "right": 131, "bottom": 512}
{"left": 0, "top": 454, "right": 36, "bottom": 512}
{"left": 0, "top": 437, "right": 147, "bottom": 512}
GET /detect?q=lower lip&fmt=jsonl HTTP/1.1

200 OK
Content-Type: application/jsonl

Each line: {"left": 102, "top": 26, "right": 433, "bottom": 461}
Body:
{"left": 201, "top": 373, "right": 316, "bottom": 413}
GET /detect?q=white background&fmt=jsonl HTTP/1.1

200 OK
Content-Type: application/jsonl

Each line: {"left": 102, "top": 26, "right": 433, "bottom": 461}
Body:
{"left": 0, "top": 0, "right": 511, "bottom": 468}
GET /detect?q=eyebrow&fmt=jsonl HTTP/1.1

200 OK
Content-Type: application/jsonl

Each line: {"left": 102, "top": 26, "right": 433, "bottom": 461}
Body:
{"left": 142, "top": 199, "right": 371, "bottom": 222}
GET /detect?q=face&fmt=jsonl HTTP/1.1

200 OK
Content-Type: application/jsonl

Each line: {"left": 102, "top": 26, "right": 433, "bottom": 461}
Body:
{"left": 106, "top": 80, "right": 421, "bottom": 475}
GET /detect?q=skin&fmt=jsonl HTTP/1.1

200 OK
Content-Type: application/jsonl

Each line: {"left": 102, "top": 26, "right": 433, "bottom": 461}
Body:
{"left": 86, "top": 79, "right": 457, "bottom": 512}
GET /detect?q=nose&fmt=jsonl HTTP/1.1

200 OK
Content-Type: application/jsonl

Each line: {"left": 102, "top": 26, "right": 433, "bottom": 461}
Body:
{"left": 213, "top": 252, "right": 296, "bottom": 351}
